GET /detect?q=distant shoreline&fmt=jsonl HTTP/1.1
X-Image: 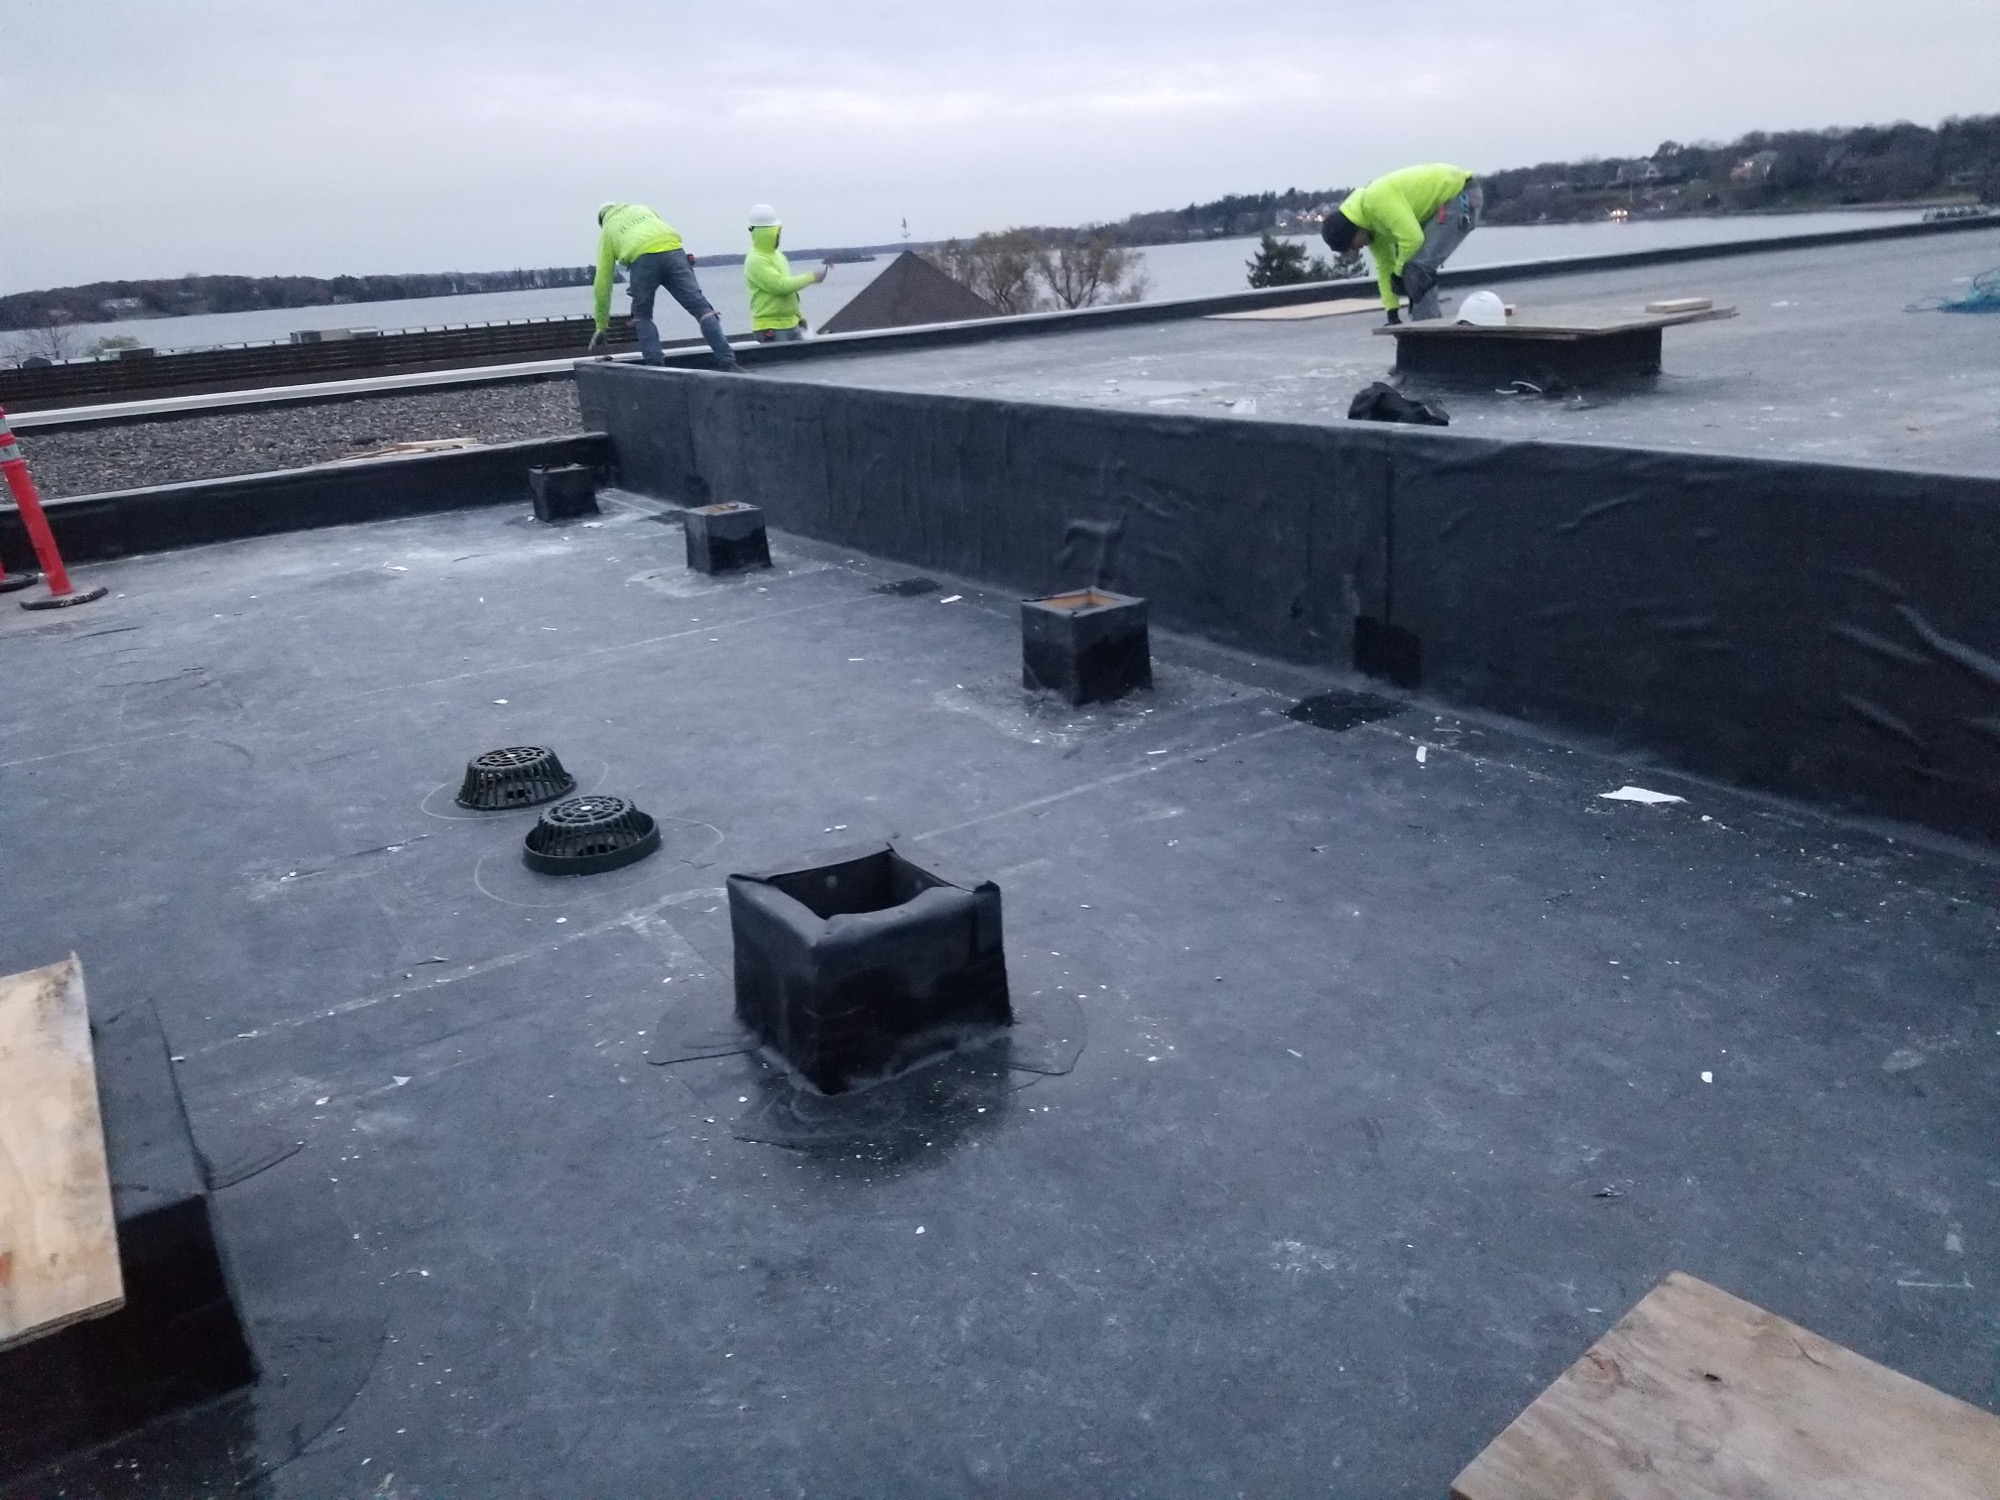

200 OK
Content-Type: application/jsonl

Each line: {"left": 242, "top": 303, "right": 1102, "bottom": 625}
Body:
{"left": 3, "top": 201, "right": 1985, "bottom": 336}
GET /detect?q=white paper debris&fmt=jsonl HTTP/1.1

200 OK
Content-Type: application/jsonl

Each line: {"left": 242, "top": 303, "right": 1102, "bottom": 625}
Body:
{"left": 1416, "top": 745, "right": 1428, "bottom": 764}
{"left": 939, "top": 595, "right": 963, "bottom": 603}
{"left": 1700, "top": 1071, "right": 1713, "bottom": 1083}
{"left": 1599, "top": 785, "right": 1684, "bottom": 805}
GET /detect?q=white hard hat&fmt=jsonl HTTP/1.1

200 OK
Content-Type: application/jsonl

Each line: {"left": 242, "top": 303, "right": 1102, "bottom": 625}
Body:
{"left": 1457, "top": 289, "right": 1507, "bottom": 327}
{"left": 747, "top": 204, "right": 781, "bottom": 228}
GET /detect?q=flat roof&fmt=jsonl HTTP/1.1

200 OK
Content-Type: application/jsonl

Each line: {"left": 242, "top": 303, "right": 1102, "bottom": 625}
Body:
{"left": 777, "top": 227, "right": 2000, "bottom": 477}
{"left": 2, "top": 496, "right": 1993, "bottom": 1493}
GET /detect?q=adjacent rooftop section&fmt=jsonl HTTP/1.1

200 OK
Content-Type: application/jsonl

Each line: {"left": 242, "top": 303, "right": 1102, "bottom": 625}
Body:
{"left": 775, "top": 226, "right": 2000, "bottom": 476}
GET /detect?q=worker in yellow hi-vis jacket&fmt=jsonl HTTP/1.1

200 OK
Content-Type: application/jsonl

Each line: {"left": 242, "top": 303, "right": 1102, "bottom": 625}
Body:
{"left": 1321, "top": 165, "right": 1481, "bottom": 324}
{"left": 743, "top": 205, "right": 828, "bottom": 343}
{"left": 588, "top": 202, "right": 740, "bottom": 370}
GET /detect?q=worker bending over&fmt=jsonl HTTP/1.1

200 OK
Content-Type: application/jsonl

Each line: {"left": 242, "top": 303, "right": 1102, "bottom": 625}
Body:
{"left": 589, "top": 202, "right": 739, "bottom": 371}
{"left": 743, "top": 204, "right": 828, "bottom": 343}
{"left": 1322, "top": 165, "right": 1481, "bottom": 323}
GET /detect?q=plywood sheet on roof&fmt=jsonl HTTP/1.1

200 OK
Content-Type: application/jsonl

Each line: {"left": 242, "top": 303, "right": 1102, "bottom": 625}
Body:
{"left": 1206, "top": 297, "right": 1381, "bottom": 322}
{"left": 1377, "top": 305, "right": 1737, "bottom": 339}
{"left": 1452, "top": 1271, "right": 2000, "bottom": 1500}
{"left": 0, "top": 955, "right": 124, "bottom": 1352}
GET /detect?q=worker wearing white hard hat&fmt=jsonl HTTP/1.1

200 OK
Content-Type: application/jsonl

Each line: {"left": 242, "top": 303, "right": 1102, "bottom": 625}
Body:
{"left": 744, "top": 204, "right": 828, "bottom": 344}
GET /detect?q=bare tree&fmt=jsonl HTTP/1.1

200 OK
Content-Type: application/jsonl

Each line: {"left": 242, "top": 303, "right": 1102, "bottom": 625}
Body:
{"left": 2, "top": 316, "right": 82, "bottom": 366}
{"left": 926, "top": 231, "right": 1046, "bottom": 315}
{"left": 1035, "top": 233, "right": 1150, "bottom": 309}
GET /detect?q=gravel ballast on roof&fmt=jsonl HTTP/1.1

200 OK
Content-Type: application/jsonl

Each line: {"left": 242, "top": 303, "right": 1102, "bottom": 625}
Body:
{"left": 13, "top": 377, "right": 585, "bottom": 497}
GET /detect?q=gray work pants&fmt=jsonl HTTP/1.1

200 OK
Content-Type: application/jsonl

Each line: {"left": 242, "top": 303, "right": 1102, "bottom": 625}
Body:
{"left": 627, "top": 249, "right": 737, "bottom": 368}
{"left": 1406, "top": 180, "right": 1483, "bottom": 322}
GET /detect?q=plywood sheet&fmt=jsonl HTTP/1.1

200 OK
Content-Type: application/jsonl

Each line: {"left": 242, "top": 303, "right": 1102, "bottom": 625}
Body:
{"left": 1207, "top": 297, "right": 1382, "bottom": 322}
{"left": 1376, "top": 305, "right": 1736, "bottom": 339}
{"left": 0, "top": 955, "right": 123, "bottom": 1351}
{"left": 1452, "top": 1271, "right": 2000, "bottom": 1500}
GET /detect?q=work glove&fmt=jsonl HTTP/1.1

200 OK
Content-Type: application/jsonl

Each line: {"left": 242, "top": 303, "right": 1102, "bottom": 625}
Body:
{"left": 587, "top": 328, "right": 606, "bottom": 353}
{"left": 1400, "top": 262, "right": 1437, "bottom": 303}
{"left": 1384, "top": 308, "right": 1402, "bottom": 326}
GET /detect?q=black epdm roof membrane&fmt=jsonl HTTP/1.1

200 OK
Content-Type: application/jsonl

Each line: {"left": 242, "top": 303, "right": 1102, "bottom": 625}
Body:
{"left": 0, "top": 491, "right": 1995, "bottom": 1497}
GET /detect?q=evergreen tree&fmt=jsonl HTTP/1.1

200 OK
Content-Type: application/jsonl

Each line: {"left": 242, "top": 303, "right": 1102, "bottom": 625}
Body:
{"left": 1246, "top": 235, "right": 1356, "bottom": 289}
{"left": 1247, "top": 235, "right": 1309, "bottom": 287}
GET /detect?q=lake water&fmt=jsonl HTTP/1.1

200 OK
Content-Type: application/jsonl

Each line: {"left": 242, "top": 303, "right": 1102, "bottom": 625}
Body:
{"left": 49, "top": 210, "right": 1924, "bottom": 355}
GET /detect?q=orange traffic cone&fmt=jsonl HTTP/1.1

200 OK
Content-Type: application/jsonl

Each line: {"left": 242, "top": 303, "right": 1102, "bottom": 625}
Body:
{"left": 0, "top": 406, "right": 106, "bottom": 609}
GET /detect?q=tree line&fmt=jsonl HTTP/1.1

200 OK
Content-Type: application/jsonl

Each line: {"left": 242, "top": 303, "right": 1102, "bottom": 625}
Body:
{"left": 0, "top": 266, "right": 595, "bottom": 334}
{"left": 918, "top": 114, "right": 1996, "bottom": 310}
{"left": 1479, "top": 115, "right": 2000, "bottom": 225}
{"left": 1130, "top": 114, "right": 1997, "bottom": 241}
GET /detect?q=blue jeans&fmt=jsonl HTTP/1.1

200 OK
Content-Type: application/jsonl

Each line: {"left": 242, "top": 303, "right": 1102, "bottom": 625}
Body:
{"left": 627, "top": 249, "right": 736, "bottom": 368}
{"left": 755, "top": 325, "right": 804, "bottom": 343}
{"left": 1406, "top": 180, "right": 1482, "bottom": 322}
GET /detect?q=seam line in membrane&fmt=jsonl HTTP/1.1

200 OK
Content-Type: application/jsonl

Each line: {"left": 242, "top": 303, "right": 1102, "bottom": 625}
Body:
{"left": 190, "top": 885, "right": 728, "bottom": 1057}
{"left": 912, "top": 721, "right": 1300, "bottom": 842}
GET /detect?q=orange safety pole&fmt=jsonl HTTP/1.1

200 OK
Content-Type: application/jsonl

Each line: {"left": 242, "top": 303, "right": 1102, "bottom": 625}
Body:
{"left": 0, "top": 405, "right": 105, "bottom": 609}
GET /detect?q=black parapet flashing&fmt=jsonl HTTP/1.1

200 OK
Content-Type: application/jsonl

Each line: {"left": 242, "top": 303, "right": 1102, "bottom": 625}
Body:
{"left": 0, "top": 434, "right": 610, "bottom": 569}
{"left": 580, "top": 360, "right": 2000, "bottom": 845}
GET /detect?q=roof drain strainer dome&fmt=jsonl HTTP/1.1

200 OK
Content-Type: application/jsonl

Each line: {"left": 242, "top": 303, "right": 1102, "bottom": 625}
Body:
{"left": 522, "top": 795, "right": 661, "bottom": 875}
{"left": 456, "top": 746, "right": 577, "bottom": 810}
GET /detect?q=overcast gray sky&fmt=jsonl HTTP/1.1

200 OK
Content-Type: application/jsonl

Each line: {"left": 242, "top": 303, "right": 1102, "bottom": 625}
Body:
{"left": 3, "top": 0, "right": 1994, "bottom": 294}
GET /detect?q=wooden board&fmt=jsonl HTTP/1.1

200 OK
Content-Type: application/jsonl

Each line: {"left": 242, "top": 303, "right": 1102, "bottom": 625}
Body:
{"left": 0, "top": 955, "right": 123, "bottom": 1351}
{"left": 1452, "top": 1271, "right": 2000, "bottom": 1500}
{"left": 1376, "top": 305, "right": 1736, "bottom": 340}
{"left": 1206, "top": 297, "right": 1382, "bottom": 322}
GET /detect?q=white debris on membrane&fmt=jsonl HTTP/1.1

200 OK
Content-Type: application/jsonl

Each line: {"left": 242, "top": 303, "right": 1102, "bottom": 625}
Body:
{"left": 1599, "top": 785, "right": 1685, "bottom": 805}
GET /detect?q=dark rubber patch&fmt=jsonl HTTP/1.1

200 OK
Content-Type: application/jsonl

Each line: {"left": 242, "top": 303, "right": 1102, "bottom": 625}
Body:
{"left": 1286, "top": 689, "right": 1404, "bottom": 732}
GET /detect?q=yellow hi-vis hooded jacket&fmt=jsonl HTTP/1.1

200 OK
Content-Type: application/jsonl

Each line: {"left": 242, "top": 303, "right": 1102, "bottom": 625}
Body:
{"left": 592, "top": 204, "right": 685, "bottom": 330}
{"left": 1335, "top": 164, "right": 1473, "bottom": 310}
{"left": 744, "top": 224, "right": 816, "bottom": 332}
